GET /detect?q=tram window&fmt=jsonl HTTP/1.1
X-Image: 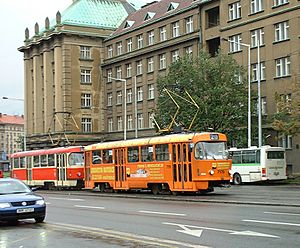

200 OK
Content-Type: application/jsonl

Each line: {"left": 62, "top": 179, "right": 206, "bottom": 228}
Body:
{"left": 69, "top": 152, "right": 84, "bottom": 166}
{"left": 155, "top": 144, "right": 169, "bottom": 161}
{"left": 194, "top": 143, "right": 204, "bottom": 160}
{"left": 141, "top": 146, "right": 153, "bottom": 162}
{"left": 41, "top": 155, "right": 47, "bottom": 167}
{"left": 13, "top": 158, "right": 19, "bottom": 169}
{"left": 48, "top": 154, "right": 55, "bottom": 166}
{"left": 104, "top": 149, "right": 113, "bottom": 163}
{"left": 92, "top": 150, "right": 102, "bottom": 164}
{"left": 33, "top": 156, "right": 40, "bottom": 167}
{"left": 20, "top": 157, "right": 26, "bottom": 168}
{"left": 128, "top": 147, "right": 139, "bottom": 162}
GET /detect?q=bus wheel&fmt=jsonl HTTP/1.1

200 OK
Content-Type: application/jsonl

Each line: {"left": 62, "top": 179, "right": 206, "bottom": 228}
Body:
{"left": 233, "top": 173, "right": 242, "bottom": 185}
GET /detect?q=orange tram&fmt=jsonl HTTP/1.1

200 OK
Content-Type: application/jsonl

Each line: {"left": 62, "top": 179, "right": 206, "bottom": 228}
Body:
{"left": 9, "top": 146, "right": 85, "bottom": 189}
{"left": 84, "top": 132, "right": 232, "bottom": 194}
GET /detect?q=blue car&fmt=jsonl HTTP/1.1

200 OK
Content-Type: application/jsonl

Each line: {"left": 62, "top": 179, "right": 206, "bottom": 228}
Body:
{"left": 0, "top": 178, "right": 46, "bottom": 224}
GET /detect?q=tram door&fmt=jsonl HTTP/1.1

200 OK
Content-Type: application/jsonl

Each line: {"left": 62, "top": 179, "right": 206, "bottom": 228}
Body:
{"left": 26, "top": 157, "right": 32, "bottom": 184}
{"left": 57, "top": 154, "right": 66, "bottom": 187}
{"left": 114, "top": 148, "right": 127, "bottom": 189}
{"left": 172, "top": 143, "right": 193, "bottom": 190}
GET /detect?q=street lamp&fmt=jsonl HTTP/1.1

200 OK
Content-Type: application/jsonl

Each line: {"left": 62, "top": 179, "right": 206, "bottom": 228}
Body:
{"left": 2, "top": 96, "right": 26, "bottom": 151}
{"left": 222, "top": 38, "right": 252, "bottom": 148}
{"left": 110, "top": 77, "right": 127, "bottom": 140}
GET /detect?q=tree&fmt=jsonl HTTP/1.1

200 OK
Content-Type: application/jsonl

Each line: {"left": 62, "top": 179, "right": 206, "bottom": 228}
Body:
{"left": 154, "top": 50, "right": 250, "bottom": 146}
{"left": 272, "top": 82, "right": 300, "bottom": 136}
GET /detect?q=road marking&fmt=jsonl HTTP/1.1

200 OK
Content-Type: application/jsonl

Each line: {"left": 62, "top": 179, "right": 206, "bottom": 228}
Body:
{"left": 163, "top": 222, "right": 279, "bottom": 238}
{"left": 74, "top": 205, "right": 105, "bottom": 210}
{"left": 47, "top": 222, "right": 210, "bottom": 248}
{"left": 48, "top": 197, "right": 84, "bottom": 201}
{"left": 264, "top": 211, "right": 300, "bottom": 217}
{"left": 243, "top": 219, "right": 300, "bottom": 227}
{"left": 139, "top": 210, "right": 186, "bottom": 216}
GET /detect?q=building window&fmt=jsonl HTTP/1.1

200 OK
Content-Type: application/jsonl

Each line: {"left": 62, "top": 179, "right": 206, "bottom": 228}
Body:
{"left": 185, "top": 46, "right": 193, "bottom": 56}
{"left": 126, "top": 38, "right": 132, "bottom": 52}
{"left": 251, "top": 61, "right": 265, "bottom": 82}
{"left": 116, "top": 66, "right": 122, "bottom": 79}
{"left": 81, "top": 69, "right": 91, "bottom": 84}
{"left": 159, "top": 54, "right": 166, "bottom": 69}
{"left": 171, "top": 50, "right": 179, "bottom": 62}
{"left": 278, "top": 135, "right": 292, "bottom": 149}
{"left": 137, "top": 86, "right": 143, "bottom": 101}
{"left": 127, "top": 88, "right": 132, "bottom": 103}
{"left": 117, "top": 91, "right": 122, "bottom": 105}
{"left": 172, "top": 21, "right": 180, "bottom": 38}
{"left": 81, "top": 93, "right": 92, "bottom": 108}
{"left": 147, "top": 57, "right": 154, "bottom": 73}
{"left": 228, "top": 34, "right": 242, "bottom": 52}
{"left": 107, "top": 69, "right": 112, "bottom": 82}
{"left": 80, "top": 46, "right": 91, "bottom": 59}
{"left": 137, "top": 113, "right": 144, "bottom": 129}
{"left": 82, "top": 118, "right": 92, "bottom": 132}
{"left": 137, "top": 34, "right": 143, "bottom": 49}
{"left": 250, "top": 0, "right": 263, "bottom": 14}
{"left": 185, "top": 16, "right": 193, "bottom": 33}
{"left": 127, "top": 114, "right": 133, "bottom": 130}
{"left": 107, "top": 93, "right": 112, "bottom": 106}
{"left": 126, "top": 63, "right": 132, "bottom": 78}
{"left": 228, "top": 1, "right": 241, "bottom": 21}
{"left": 148, "top": 84, "right": 154, "bottom": 99}
{"left": 107, "top": 45, "right": 113, "bottom": 58}
{"left": 273, "top": 0, "right": 288, "bottom": 7}
{"left": 117, "top": 116, "right": 123, "bottom": 131}
{"left": 117, "top": 41, "right": 123, "bottom": 55}
{"left": 148, "top": 112, "right": 155, "bottom": 128}
{"left": 136, "top": 60, "right": 143, "bottom": 75}
{"left": 275, "top": 57, "right": 290, "bottom": 77}
{"left": 147, "top": 30, "right": 154, "bottom": 45}
{"left": 250, "top": 28, "right": 264, "bottom": 47}
{"left": 261, "top": 97, "right": 267, "bottom": 115}
{"left": 274, "top": 21, "right": 289, "bottom": 42}
{"left": 108, "top": 118, "right": 113, "bottom": 132}
{"left": 159, "top": 26, "right": 167, "bottom": 41}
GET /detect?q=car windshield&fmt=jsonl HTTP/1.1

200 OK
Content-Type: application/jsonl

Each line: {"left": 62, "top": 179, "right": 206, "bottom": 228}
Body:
{"left": 194, "top": 141, "right": 229, "bottom": 160}
{"left": 0, "top": 180, "right": 31, "bottom": 194}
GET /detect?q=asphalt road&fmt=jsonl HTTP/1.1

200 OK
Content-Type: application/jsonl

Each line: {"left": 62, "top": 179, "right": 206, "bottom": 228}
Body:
{"left": 1, "top": 184, "right": 299, "bottom": 248}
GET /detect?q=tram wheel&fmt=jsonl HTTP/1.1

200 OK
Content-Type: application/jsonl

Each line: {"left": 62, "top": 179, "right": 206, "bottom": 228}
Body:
{"left": 233, "top": 173, "right": 242, "bottom": 185}
{"left": 151, "top": 184, "right": 160, "bottom": 195}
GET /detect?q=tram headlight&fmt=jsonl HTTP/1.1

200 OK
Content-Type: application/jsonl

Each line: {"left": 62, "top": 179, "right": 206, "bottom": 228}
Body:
{"left": 209, "top": 170, "right": 215, "bottom": 175}
{"left": 77, "top": 172, "right": 82, "bottom": 177}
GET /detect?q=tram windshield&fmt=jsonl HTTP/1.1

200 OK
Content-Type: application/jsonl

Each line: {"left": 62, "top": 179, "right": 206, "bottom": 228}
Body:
{"left": 69, "top": 152, "right": 84, "bottom": 166}
{"left": 194, "top": 142, "right": 228, "bottom": 160}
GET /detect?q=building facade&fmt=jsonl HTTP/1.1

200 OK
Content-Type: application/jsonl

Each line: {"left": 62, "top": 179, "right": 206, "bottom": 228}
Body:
{"left": 19, "top": 0, "right": 300, "bottom": 174}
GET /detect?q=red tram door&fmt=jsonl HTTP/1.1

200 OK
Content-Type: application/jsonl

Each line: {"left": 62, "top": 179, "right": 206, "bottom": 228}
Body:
{"left": 172, "top": 143, "right": 193, "bottom": 191}
{"left": 114, "top": 148, "right": 127, "bottom": 189}
{"left": 57, "top": 154, "right": 66, "bottom": 187}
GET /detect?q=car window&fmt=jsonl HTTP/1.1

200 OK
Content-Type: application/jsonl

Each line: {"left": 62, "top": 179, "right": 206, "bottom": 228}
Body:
{"left": 0, "top": 180, "right": 31, "bottom": 194}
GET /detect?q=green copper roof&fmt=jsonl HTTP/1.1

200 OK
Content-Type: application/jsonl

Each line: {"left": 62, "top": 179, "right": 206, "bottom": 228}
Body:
{"left": 52, "top": 0, "right": 135, "bottom": 29}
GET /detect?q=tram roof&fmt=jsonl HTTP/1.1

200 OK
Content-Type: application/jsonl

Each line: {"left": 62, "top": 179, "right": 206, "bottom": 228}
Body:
{"left": 85, "top": 132, "right": 227, "bottom": 151}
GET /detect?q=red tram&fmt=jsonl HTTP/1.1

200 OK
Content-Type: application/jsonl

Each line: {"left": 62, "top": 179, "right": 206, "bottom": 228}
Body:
{"left": 10, "top": 146, "right": 84, "bottom": 189}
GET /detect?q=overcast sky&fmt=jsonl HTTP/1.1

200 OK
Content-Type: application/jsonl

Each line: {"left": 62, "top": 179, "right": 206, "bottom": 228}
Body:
{"left": 0, "top": 0, "right": 151, "bottom": 116}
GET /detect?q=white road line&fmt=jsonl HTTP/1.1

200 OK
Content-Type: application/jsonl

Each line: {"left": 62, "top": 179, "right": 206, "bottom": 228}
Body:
{"left": 48, "top": 197, "right": 84, "bottom": 201}
{"left": 264, "top": 211, "right": 300, "bottom": 217}
{"left": 74, "top": 205, "right": 105, "bottom": 210}
{"left": 139, "top": 210, "right": 186, "bottom": 216}
{"left": 243, "top": 219, "right": 300, "bottom": 227}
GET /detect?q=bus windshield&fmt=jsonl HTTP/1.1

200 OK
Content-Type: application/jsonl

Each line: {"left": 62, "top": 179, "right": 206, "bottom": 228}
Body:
{"left": 195, "top": 142, "right": 228, "bottom": 160}
{"left": 69, "top": 152, "right": 84, "bottom": 166}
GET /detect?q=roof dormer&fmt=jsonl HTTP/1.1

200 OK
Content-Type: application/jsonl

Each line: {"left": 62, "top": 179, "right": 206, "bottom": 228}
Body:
{"left": 167, "top": 2, "right": 179, "bottom": 12}
{"left": 124, "top": 20, "right": 135, "bottom": 29}
{"left": 144, "top": 12, "right": 156, "bottom": 21}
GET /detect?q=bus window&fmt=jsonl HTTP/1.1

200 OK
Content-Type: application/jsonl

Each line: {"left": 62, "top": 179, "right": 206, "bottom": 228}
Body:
{"left": 92, "top": 150, "right": 102, "bottom": 164}
{"left": 20, "top": 157, "right": 26, "bottom": 168}
{"left": 141, "top": 146, "right": 153, "bottom": 162}
{"left": 155, "top": 144, "right": 169, "bottom": 161}
{"left": 69, "top": 152, "right": 84, "bottom": 166}
{"left": 241, "top": 150, "right": 256, "bottom": 164}
{"left": 48, "top": 154, "right": 55, "bottom": 166}
{"left": 41, "top": 155, "right": 47, "bottom": 167}
{"left": 33, "top": 156, "right": 40, "bottom": 167}
{"left": 267, "top": 151, "right": 284, "bottom": 159}
{"left": 13, "top": 158, "right": 20, "bottom": 169}
{"left": 128, "top": 147, "right": 139, "bottom": 162}
{"left": 231, "top": 151, "right": 242, "bottom": 164}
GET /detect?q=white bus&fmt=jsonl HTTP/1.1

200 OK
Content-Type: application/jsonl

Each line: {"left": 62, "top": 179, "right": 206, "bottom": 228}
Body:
{"left": 229, "top": 146, "right": 287, "bottom": 185}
